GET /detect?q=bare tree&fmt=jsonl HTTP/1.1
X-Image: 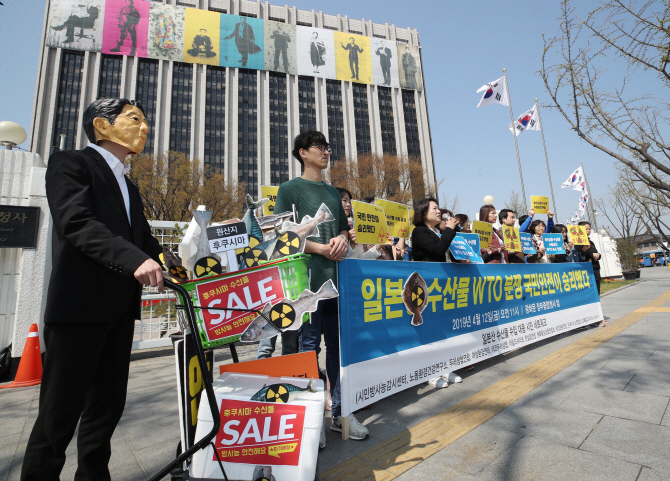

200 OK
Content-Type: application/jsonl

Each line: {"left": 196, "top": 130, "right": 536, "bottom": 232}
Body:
{"left": 541, "top": 1, "right": 670, "bottom": 199}
{"left": 504, "top": 189, "right": 525, "bottom": 216}
{"left": 440, "top": 192, "right": 461, "bottom": 215}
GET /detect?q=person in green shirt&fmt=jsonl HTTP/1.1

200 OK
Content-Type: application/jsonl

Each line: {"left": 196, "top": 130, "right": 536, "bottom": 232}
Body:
{"left": 274, "top": 131, "right": 369, "bottom": 446}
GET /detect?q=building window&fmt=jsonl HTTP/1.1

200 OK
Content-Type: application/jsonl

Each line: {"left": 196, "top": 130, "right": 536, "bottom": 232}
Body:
{"left": 349, "top": 30, "right": 362, "bottom": 35}
{"left": 170, "top": 62, "right": 193, "bottom": 154}
{"left": 378, "top": 86, "right": 396, "bottom": 155}
{"left": 269, "top": 16, "right": 285, "bottom": 23}
{"left": 373, "top": 34, "right": 386, "bottom": 39}
{"left": 98, "top": 54, "right": 122, "bottom": 99}
{"left": 205, "top": 66, "right": 226, "bottom": 174}
{"left": 298, "top": 76, "right": 316, "bottom": 134}
{"left": 240, "top": 12, "right": 257, "bottom": 18}
{"left": 238, "top": 70, "right": 258, "bottom": 195}
{"left": 352, "top": 83, "right": 371, "bottom": 155}
{"left": 209, "top": 7, "right": 226, "bottom": 13}
{"left": 323, "top": 25, "right": 338, "bottom": 31}
{"left": 136, "top": 58, "right": 159, "bottom": 154}
{"left": 52, "top": 50, "right": 84, "bottom": 151}
{"left": 296, "top": 21, "right": 312, "bottom": 27}
{"left": 269, "top": 72, "right": 289, "bottom": 186}
{"left": 326, "top": 80, "right": 345, "bottom": 163}
{"left": 402, "top": 89, "right": 424, "bottom": 196}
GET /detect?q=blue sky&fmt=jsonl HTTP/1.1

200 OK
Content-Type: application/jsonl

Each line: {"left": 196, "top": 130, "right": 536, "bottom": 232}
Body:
{"left": 1, "top": 0, "right": 634, "bottom": 230}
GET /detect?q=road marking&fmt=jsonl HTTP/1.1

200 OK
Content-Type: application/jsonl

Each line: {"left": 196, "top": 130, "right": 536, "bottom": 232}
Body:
{"left": 319, "top": 288, "right": 670, "bottom": 481}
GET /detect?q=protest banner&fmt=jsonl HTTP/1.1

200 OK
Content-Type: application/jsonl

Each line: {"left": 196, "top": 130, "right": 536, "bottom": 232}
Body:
{"left": 531, "top": 195, "right": 550, "bottom": 214}
{"left": 260, "top": 185, "right": 279, "bottom": 216}
{"left": 567, "top": 225, "right": 590, "bottom": 246}
{"left": 338, "top": 259, "right": 602, "bottom": 415}
{"left": 375, "top": 198, "right": 410, "bottom": 238}
{"left": 449, "top": 236, "right": 482, "bottom": 263}
{"left": 503, "top": 225, "right": 522, "bottom": 252}
{"left": 543, "top": 234, "right": 566, "bottom": 255}
{"left": 520, "top": 232, "right": 536, "bottom": 254}
{"left": 456, "top": 232, "right": 481, "bottom": 256}
{"left": 351, "top": 200, "right": 389, "bottom": 245}
{"left": 471, "top": 220, "right": 492, "bottom": 249}
{"left": 408, "top": 209, "right": 415, "bottom": 236}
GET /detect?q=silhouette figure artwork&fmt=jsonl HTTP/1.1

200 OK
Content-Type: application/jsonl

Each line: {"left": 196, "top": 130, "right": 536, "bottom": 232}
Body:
{"left": 187, "top": 28, "right": 216, "bottom": 58}
{"left": 51, "top": 3, "right": 99, "bottom": 45}
{"left": 224, "top": 17, "right": 261, "bottom": 67}
{"left": 110, "top": 0, "right": 140, "bottom": 56}
{"left": 270, "top": 25, "right": 291, "bottom": 71}
{"left": 375, "top": 40, "right": 393, "bottom": 86}
{"left": 401, "top": 45, "right": 418, "bottom": 89}
{"left": 341, "top": 37, "right": 364, "bottom": 80}
{"left": 309, "top": 31, "right": 326, "bottom": 73}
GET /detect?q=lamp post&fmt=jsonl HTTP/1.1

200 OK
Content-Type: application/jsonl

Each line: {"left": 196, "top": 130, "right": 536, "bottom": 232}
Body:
{"left": 0, "top": 121, "right": 27, "bottom": 150}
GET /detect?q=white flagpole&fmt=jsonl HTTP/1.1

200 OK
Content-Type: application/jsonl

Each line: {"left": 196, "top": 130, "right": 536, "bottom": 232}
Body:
{"left": 580, "top": 162, "right": 599, "bottom": 231}
{"left": 535, "top": 99, "right": 557, "bottom": 219}
{"left": 503, "top": 68, "right": 528, "bottom": 211}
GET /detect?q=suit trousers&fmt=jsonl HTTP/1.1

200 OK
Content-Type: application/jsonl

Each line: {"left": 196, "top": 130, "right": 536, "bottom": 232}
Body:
{"left": 21, "top": 312, "right": 136, "bottom": 481}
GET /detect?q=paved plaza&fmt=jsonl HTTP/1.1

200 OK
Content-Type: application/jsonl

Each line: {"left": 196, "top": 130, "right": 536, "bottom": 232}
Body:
{"left": 2, "top": 268, "right": 670, "bottom": 480}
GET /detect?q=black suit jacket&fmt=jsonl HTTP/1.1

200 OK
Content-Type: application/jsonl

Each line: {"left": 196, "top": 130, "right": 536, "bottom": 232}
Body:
{"left": 44, "top": 147, "right": 162, "bottom": 324}
{"left": 411, "top": 224, "right": 456, "bottom": 263}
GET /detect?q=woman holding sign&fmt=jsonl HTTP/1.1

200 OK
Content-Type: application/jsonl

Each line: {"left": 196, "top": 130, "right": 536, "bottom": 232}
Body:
{"left": 478, "top": 205, "right": 507, "bottom": 263}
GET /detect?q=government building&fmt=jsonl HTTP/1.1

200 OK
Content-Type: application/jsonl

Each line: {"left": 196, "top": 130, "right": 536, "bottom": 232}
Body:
{"left": 29, "top": 0, "right": 436, "bottom": 196}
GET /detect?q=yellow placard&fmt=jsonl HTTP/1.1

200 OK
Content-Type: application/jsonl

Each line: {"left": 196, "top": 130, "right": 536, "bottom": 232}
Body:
{"left": 531, "top": 195, "right": 550, "bottom": 214}
{"left": 352, "top": 200, "right": 388, "bottom": 245}
{"left": 334, "top": 31, "right": 373, "bottom": 84}
{"left": 375, "top": 198, "right": 410, "bottom": 239}
{"left": 260, "top": 185, "right": 279, "bottom": 216}
{"left": 472, "top": 220, "right": 493, "bottom": 249}
{"left": 567, "top": 225, "right": 590, "bottom": 246}
{"left": 502, "top": 225, "right": 522, "bottom": 252}
{"left": 408, "top": 209, "right": 415, "bottom": 236}
{"left": 184, "top": 8, "right": 221, "bottom": 65}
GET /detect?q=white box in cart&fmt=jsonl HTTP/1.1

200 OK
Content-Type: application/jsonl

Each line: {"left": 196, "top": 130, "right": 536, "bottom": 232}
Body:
{"left": 189, "top": 372, "right": 324, "bottom": 481}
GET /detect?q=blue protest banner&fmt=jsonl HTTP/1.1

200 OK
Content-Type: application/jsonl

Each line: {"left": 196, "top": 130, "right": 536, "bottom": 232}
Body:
{"left": 338, "top": 259, "right": 602, "bottom": 415}
{"left": 449, "top": 236, "right": 484, "bottom": 263}
{"left": 520, "top": 232, "right": 536, "bottom": 254}
{"left": 456, "top": 233, "right": 481, "bottom": 254}
{"left": 543, "top": 234, "right": 566, "bottom": 255}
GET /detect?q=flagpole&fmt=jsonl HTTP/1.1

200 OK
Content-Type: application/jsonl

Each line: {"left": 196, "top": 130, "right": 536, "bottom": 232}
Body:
{"left": 503, "top": 68, "right": 528, "bottom": 211}
{"left": 580, "top": 162, "right": 599, "bottom": 231}
{"left": 535, "top": 99, "right": 557, "bottom": 219}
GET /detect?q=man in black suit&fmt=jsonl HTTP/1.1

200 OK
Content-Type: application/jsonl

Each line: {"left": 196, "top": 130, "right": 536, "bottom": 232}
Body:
{"left": 224, "top": 16, "right": 261, "bottom": 67}
{"left": 375, "top": 40, "right": 392, "bottom": 86}
{"left": 21, "top": 98, "right": 164, "bottom": 481}
{"left": 341, "top": 37, "right": 364, "bottom": 80}
{"left": 187, "top": 28, "right": 217, "bottom": 58}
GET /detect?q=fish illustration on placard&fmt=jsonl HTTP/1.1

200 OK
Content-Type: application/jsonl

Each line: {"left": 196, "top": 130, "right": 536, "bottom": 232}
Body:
{"left": 279, "top": 203, "right": 335, "bottom": 243}
{"left": 252, "top": 466, "right": 275, "bottom": 481}
{"left": 402, "top": 272, "right": 427, "bottom": 326}
{"left": 251, "top": 378, "right": 316, "bottom": 403}
{"left": 242, "top": 195, "right": 269, "bottom": 242}
{"left": 257, "top": 211, "right": 293, "bottom": 230}
{"left": 162, "top": 246, "right": 189, "bottom": 280}
{"left": 240, "top": 280, "right": 339, "bottom": 342}
{"left": 192, "top": 209, "right": 220, "bottom": 265}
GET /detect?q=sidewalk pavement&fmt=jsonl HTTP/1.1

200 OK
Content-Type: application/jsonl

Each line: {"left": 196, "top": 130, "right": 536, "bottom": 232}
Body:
{"left": 2, "top": 268, "right": 670, "bottom": 480}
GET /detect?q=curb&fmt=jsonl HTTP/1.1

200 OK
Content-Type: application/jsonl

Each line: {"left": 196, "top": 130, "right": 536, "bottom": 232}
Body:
{"left": 600, "top": 280, "right": 641, "bottom": 298}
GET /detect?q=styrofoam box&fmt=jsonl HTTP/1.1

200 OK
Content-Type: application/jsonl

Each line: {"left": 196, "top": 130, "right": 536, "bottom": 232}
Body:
{"left": 190, "top": 372, "right": 324, "bottom": 481}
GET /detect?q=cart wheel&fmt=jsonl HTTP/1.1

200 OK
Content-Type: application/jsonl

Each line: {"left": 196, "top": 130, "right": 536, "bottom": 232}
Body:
{"left": 194, "top": 257, "right": 222, "bottom": 278}
{"left": 269, "top": 302, "right": 296, "bottom": 331}
{"left": 273, "top": 231, "right": 301, "bottom": 257}
{"left": 169, "top": 441, "right": 186, "bottom": 479}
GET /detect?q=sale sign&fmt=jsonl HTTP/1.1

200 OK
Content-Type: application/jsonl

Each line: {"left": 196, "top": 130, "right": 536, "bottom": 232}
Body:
{"left": 195, "top": 267, "right": 286, "bottom": 343}
{"left": 214, "top": 399, "right": 306, "bottom": 466}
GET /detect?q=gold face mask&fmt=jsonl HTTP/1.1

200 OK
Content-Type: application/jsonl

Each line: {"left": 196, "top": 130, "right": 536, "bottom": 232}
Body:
{"left": 92, "top": 104, "right": 148, "bottom": 154}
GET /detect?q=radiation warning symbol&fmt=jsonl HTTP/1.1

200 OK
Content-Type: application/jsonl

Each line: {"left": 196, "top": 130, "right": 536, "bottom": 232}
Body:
{"left": 236, "top": 235, "right": 261, "bottom": 256}
{"left": 254, "top": 478, "right": 270, "bottom": 481}
{"left": 244, "top": 248, "right": 267, "bottom": 268}
{"left": 169, "top": 265, "right": 188, "bottom": 280}
{"left": 263, "top": 384, "right": 290, "bottom": 403}
{"left": 273, "top": 231, "right": 301, "bottom": 257}
{"left": 410, "top": 285, "right": 425, "bottom": 308}
{"left": 269, "top": 302, "right": 296, "bottom": 330}
{"left": 194, "top": 257, "right": 222, "bottom": 278}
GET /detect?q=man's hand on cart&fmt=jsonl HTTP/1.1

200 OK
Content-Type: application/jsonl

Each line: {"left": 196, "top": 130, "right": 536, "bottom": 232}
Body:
{"left": 135, "top": 258, "right": 164, "bottom": 292}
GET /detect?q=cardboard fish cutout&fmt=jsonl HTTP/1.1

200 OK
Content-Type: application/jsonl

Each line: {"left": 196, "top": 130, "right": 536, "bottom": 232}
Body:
{"left": 402, "top": 272, "right": 427, "bottom": 326}
{"left": 250, "top": 378, "right": 316, "bottom": 403}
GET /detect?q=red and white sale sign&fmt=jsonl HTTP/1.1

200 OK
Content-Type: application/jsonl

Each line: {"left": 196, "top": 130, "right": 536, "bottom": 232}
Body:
{"left": 214, "top": 399, "right": 305, "bottom": 466}
{"left": 195, "top": 267, "right": 285, "bottom": 342}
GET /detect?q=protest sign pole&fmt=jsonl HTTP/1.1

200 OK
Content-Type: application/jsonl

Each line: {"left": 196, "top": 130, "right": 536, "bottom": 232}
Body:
{"left": 535, "top": 99, "right": 557, "bottom": 219}
{"left": 503, "top": 68, "right": 528, "bottom": 212}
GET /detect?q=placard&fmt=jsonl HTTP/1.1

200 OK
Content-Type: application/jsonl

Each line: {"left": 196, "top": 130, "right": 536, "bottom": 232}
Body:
{"left": 567, "top": 225, "right": 590, "bottom": 246}
{"left": 543, "top": 234, "right": 566, "bottom": 254}
{"left": 520, "top": 232, "right": 536, "bottom": 254}
{"left": 206, "top": 221, "right": 249, "bottom": 253}
{"left": 502, "top": 225, "right": 522, "bottom": 252}
{"left": 449, "top": 236, "right": 483, "bottom": 263}
{"left": 531, "top": 195, "right": 550, "bottom": 214}
{"left": 456, "top": 232, "right": 481, "bottom": 255}
{"left": 471, "top": 220, "right": 492, "bottom": 249}
{"left": 375, "top": 198, "right": 409, "bottom": 238}
{"left": 260, "top": 185, "right": 279, "bottom": 216}
{"left": 351, "top": 200, "right": 388, "bottom": 245}
{"left": 408, "top": 209, "right": 415, "bottom": 237}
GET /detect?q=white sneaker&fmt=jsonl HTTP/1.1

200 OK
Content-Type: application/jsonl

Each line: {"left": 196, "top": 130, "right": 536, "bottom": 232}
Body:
{"left": 330, "top": 413, "right": 369, "bottom": 440}
{"left": 428, "top": 376, "right": 449, "bottom": 388}
{"left": 443, "top": 372, "right": 462, "bottom": 383}
{"left": 319, "top": 421, "right": 326, "bottom": 449}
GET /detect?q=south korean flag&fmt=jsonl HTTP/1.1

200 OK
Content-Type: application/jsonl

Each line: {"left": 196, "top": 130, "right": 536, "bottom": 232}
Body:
{"left": 561, "top": 166, "right": 584, "bottom": 189}
{"left": 508, "top": 105, "right": 541, "bottom": 136}
{"left": 476, "top": 75, "right": 509, "bottom": 107}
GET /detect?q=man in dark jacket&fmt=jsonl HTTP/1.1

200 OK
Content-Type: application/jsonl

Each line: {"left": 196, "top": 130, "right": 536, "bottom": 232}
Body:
{"left": 579, "top": 221, "right": 602, "bottom": 294}
{"left": 225, "top": 16, "right": 261, "bottom": 67}
{"left": 21, "top": 98, "right": 163, "bottom": 481}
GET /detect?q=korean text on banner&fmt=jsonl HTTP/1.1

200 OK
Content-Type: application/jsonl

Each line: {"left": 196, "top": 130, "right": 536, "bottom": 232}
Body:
{"left": 214, "top": 399, "right": 305, "bottom": 466}
{"left": 520, "top": 232, "right": 536, "bottom": 254}
{"left": 338, "top": 259, "right": 603, "bottom": 416}
{"left": 531, "top": 196, "right": 550, "bottom": 214}
{"left": 456, "top": 233, "right": 482, "bottom": 257}
{"left": 543, "top": 234, "right": 566, "bottom": 254}
{"left": 375, "top": 198, "right": 410, "bottom": 238}
{"left": 408, "top": 209, "right": 415, "bottom": 236}
{"left": 503, "top": 225, "right": 522, "bottom": 252}
{"left": 471, "top": 220, "right": 492, "bottom": 249}
{"left": 449, "top": 237, "right": 482, "bottom": 263}
{"left": 260, "top": 185, "right": 279, "bottom": 216}
{"left": 194, "top": 267, "right": 286, "bottom": 344}
{"left": 351, "top": 200, "right": 388, "bottom": 245}
{"left": 568, "top": 225, "right": 590, "bottom": 246}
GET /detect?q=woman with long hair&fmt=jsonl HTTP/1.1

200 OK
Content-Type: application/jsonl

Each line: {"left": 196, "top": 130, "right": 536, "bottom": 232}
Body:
{"left": 527, "top": 219, "right": 550, "bottom": 263}
{"left": 478, "top": 205, "right": 506, "bottom": 263}
{"left": 548, "top": 224, "right": 579, "bottom": 263}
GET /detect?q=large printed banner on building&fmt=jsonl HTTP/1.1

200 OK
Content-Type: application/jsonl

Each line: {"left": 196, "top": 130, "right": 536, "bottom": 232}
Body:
{"left": 338, "top": 259, "right": 602, "bottom": 415}
{"left": 47, "top": 0, "right": 423, "bottom": 90}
